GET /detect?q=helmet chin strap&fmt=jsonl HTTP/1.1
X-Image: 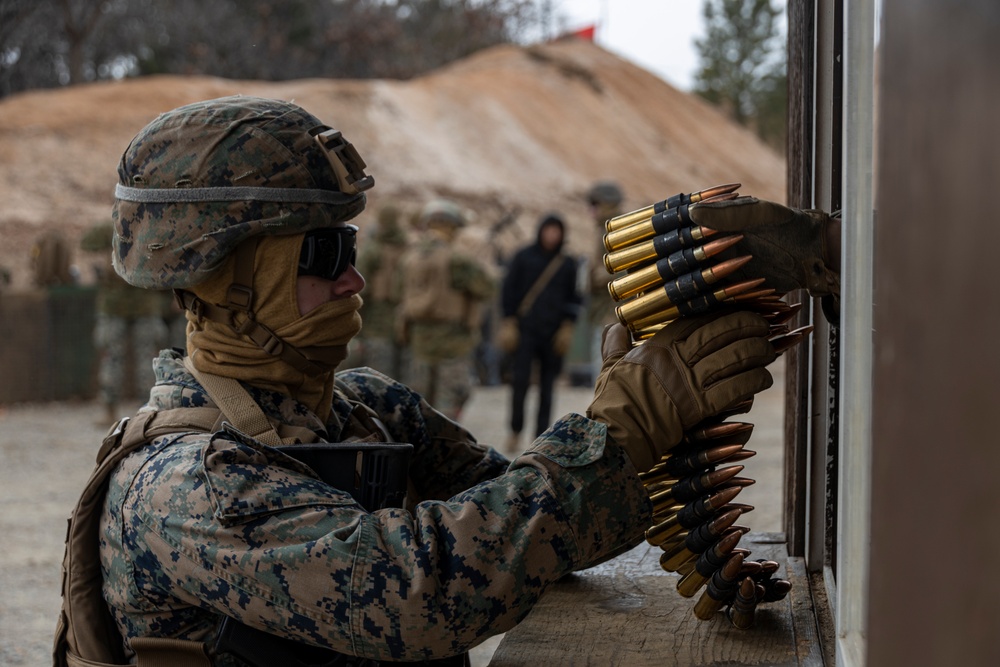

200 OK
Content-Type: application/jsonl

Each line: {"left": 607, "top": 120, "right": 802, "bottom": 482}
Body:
{"left": 174, "top": 238, "right": 343, "bottom": 377}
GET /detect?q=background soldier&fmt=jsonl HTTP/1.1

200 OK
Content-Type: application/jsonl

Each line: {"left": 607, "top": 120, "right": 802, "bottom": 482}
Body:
{"left": 585, "top": 181, "right": 625, "bottom": 383}
{"left": 397, "top": 199, "right": 496, "bottom": 420}
{"left": 356, "top": 203, "right": 409, "bottom": 378}
{"left": 79, "top": 222, "right": 168, "bottom": 424}
{"left": 30, "top": 229, "right": 75, "bottom": 287}
{"left": 498, "top": 212, "right": 581, "bottom": 452}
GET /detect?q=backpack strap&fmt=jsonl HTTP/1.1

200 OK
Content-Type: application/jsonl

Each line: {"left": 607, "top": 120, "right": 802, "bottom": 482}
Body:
{"left": 55, "top": 413, "right": 210, "bottom": 667}
{"left": 516, "top": 253, "right": 568, "bottom": 318}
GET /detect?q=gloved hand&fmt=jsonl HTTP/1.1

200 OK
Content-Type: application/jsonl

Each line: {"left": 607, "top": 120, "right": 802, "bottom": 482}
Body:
{"left": 552, "top": 320, "right": 575, "bottom": 356}
{"left": 688, "top": 196, "right": 841, "bottom": 297}
{"left": 587, "top": 311, "right": 775, "bottom": 473}
{"left": 496, "top": 316, "right": 520, "bottom": 353}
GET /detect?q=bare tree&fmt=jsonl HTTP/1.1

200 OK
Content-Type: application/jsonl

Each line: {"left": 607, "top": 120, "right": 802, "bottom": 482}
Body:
{"left": 0, "top": 0, "right": 541, "bottom": 98}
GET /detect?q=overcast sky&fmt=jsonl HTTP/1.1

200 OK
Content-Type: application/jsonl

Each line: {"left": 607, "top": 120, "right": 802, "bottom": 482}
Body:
{"left": 549, "top": 1, "right": 788, "bottom": 92}
{"left": 548, "top": 1, "right": 706, "bottom": 91}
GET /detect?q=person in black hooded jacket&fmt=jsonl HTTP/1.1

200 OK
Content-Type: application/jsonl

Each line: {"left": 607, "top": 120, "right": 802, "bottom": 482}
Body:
{"left": 498, "top": 213, "right": 582, "bottom": 452}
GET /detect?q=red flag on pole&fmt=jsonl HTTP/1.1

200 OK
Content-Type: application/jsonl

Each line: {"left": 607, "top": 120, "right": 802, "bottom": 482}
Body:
{"left": 570, "top": 24, "right": 597, "bottom": 41}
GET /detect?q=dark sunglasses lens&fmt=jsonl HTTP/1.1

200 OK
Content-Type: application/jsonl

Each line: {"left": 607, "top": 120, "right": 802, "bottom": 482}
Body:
{"left": 299, "top": 227, "right": 357, "bottom": 280}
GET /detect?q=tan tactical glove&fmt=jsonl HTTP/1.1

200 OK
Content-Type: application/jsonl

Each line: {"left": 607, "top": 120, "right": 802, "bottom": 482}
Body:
{"left": 552, "top": 320, "right": 575, "bottom": 356}
{"left": 587, "top": 311, "right": 775, "bottom": 473}
{"left": 688, "top": 196, "right": 841, "bottom": 297}
{"left": 496, "top": 316, "right": 520, "bottom": 353}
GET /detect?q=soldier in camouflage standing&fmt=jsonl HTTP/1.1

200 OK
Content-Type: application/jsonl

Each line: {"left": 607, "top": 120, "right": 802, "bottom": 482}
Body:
{"left": 397, "top": 200, "right": 496, "bottom": 420}
{"left": 355, "top": 204, "right": 408, "bottom": 378}
{"left": 54, "top": 96, "right": 783, "bottom": 667}
{"left": 80, "top": 222, "right": 169, "bottom": 424}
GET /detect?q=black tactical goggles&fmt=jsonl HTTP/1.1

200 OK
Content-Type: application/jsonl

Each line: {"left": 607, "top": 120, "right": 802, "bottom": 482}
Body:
{"left": 298, "top": 225, "right": 358, "bottom": 281}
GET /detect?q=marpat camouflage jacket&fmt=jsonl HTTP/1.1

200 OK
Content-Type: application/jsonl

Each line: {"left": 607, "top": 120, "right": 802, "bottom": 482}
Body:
{"left": 100, "top": 349, "right": 651, "bottom": 663}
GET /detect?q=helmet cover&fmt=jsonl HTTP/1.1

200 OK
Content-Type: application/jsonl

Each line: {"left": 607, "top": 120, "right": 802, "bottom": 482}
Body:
{"left": 112, "top": 95, "right": 371, "bottom": 288}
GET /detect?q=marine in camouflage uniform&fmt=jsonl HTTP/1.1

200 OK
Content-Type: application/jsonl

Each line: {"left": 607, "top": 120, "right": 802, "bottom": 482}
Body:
{"left": 355, "top": 204, "right": 408, "bottom": 378}
{"left": 54, "top": 96, "right": 778, "bottom": 667}
{"left": 80, "top": 222, "right": 169, "bottom": 423}
{"left": 397, "top": 201, "right": 496, "bottom": 420}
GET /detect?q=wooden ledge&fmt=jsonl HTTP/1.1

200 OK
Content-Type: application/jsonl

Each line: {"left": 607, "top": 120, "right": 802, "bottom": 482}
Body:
{"left": 489, "top": 533, "right": 823, "bottom": 666}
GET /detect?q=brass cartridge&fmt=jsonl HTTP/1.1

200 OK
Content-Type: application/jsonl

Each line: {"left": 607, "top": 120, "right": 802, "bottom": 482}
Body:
{"left": 621, "top": 275, "right": 763, "bottom": 331}
{"left": 604, "top": 183, "right": 741, "bottom": 233}
{"left": 676, "top": 530, "right": 744, "bottom": 597}
{"left": 693, "top": 552, "right": 745, "bottom": 620}
{"left": 607, "top": 235, "right": 744, "bottom": 301}
{"left": 603, "top": 225, "right": 719, "bottom": 274}
{"left": 604, "top": 204, "right": 694, "bottom": 252}
{"left": 647, "top": 445, "right": 744, "bottom": 481}
{"left": 728, "top": 577, "right": 758, "bottom": 629}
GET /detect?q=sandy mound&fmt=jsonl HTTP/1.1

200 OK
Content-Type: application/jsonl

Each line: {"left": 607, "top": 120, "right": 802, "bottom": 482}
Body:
{"left": 0, "top": 39, "right": 784, "bottom": 287}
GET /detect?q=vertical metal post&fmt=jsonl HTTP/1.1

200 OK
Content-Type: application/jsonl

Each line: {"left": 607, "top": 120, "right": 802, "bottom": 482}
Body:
{"left": 808, "top": 0, "right": 842, "bottom": 580}
{"left": 783, "top": 0, "right": 815, "bottom": 559}
{"left": 836, "top": 0, "right": 875, "bottom": 665}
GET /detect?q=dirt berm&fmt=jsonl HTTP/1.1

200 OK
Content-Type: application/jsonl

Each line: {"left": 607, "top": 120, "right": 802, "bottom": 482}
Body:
{"left": 0, "top": 37, "right": 784, "bottom": 288}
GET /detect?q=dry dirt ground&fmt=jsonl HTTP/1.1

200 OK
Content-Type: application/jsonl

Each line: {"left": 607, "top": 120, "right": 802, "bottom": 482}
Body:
{"left": 0, "top": 362, "right": 785, "bottom": 666}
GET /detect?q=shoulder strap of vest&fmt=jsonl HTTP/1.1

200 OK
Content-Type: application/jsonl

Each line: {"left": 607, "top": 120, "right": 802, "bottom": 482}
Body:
{"left": 54, "top": 413, "right": 211, "bottom": 667}
{"left": 181, "top": 357, "right": 323, "bottom": 446}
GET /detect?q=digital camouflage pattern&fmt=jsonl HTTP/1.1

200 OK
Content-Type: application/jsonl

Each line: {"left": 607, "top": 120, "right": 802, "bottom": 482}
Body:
{"left": 112, "top": 96, "right": 368, "bottom": 290}
{"left": 100, "top": 350, "right": 651, "bottom": 663}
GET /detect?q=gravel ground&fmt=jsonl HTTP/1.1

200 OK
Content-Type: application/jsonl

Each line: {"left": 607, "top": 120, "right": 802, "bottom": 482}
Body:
{"left": 0, "top": 364, "right": 783, "bottom": 666}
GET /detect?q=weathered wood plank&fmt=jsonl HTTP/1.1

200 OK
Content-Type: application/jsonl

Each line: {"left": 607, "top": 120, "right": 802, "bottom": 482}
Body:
{"left": 491, "top": 534, "right": 822, "bottom": 666}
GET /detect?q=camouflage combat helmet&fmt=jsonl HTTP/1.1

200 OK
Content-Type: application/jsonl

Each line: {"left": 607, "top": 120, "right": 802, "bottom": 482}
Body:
{"left": 587, "top": 181, "right": 623, "bottom": 207}
{"left": 419, "top": 199, "right": 467, "bottom": 230}
{"left": 112, "top": 95, "right": 373, "bottom": 289}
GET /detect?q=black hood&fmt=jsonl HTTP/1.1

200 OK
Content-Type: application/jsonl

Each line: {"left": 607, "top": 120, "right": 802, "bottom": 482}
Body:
{"left": 535, "top": 213, "right": 566, "bottom": 252}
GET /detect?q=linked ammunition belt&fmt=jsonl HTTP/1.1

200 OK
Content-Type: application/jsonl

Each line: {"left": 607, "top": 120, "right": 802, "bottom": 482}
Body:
{"left": 603, "top": 183, "right": 806, "bottom": 629}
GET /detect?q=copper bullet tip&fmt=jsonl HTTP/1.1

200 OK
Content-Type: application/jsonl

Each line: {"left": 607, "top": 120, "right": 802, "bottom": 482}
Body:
{"left": 765, "top": 302, "right": 804, "bottom": 326}
{"left": 733, "top": 288, "right": 778, "bottom": 302}
{"left": 722, "top": 449, "right": 757, "bottom": 463}
{"left": 694, "top": 182, "right": 742, "bottom": 202}
{"left": 708, "top": 486, "right": 743, "bottom": 509}
{"left": 721, "top": 502, "right": 755, "bottom": 514}
{"left": 707, "top": 255, "right": 753, "bottom": 282}
{"left": 722, "top": 277, "right": 767, "bottom": 298}
{"left": 721, "top": 477, "right": 757, "bottom": 488}
{"left": 698, "top": 191, "right": 740, "bottom": 205}
{"left": 700, "top": 234, "right": 744, "bottom": 259}
{"left": 721, "top": 552, "right": 746, "bottom": 580}
{"left": 688, "top": 421, "right": 754, "bottom": 442}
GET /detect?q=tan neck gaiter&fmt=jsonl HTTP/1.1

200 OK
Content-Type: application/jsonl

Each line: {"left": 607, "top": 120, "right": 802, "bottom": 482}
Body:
{"left": 185, "top": 233, "right": 363, "bottom": 422}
